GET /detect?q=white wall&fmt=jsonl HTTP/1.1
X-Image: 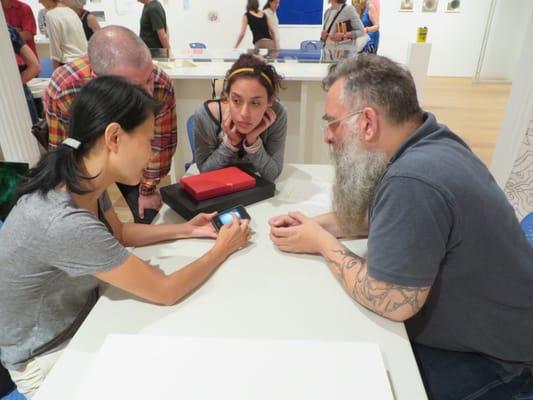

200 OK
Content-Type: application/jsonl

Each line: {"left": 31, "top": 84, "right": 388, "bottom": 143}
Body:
{"left": 478, "top": 0, "right": 533, "bottom": 81}
{"left": 23, "top": 0, "right": 532, "bottom": 78}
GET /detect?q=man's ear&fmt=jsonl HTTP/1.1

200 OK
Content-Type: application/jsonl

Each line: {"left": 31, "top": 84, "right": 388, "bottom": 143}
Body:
{"left": 104, "top": 123, "right": 121, "bottom": 153}
{"left": 360, "top": 106, "right": 380, "bottom": 144}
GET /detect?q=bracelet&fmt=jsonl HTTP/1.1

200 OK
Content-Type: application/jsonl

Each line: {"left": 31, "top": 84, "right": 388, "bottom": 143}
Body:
{"left": 243, "top": 137, "right": 262, "bottom": 154}
{"left": 222, "top": 133, "right": 240, "bottom": 152}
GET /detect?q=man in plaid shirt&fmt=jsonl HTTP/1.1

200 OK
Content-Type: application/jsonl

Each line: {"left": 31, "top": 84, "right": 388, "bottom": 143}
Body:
{"left": 45, "top": 25, "right": 177, "bottom": 224}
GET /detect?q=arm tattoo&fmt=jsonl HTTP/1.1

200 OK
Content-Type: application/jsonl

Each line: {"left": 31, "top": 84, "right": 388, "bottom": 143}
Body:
{"left": 326, "top": 248, "right": 430, "bottom": 319}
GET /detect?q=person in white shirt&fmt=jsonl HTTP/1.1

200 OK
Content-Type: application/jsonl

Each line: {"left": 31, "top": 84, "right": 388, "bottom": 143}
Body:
{"left": 39, "top": 0, "right": 87, "bottom": 69}
{"left": 262, "top": 0, "right": 280, "bottom": 49}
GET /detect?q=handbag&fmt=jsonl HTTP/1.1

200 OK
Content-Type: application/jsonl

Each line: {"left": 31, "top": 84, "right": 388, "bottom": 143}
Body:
{"left": 321, "top": 4, "right": 347, "bottom": 43}
{"left": 31, "top": 118, "right": 49, "bottom": 149}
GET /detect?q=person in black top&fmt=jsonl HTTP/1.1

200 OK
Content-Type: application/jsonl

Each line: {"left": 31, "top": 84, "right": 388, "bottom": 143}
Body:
{"left": 64, "top": 0, "right": 101, "bottom": 40}
{"left": 234, "top": 0, "right": 275, "bottom": 49}
{"left": 138, "top": 0, "right": 169, "bottom": 49}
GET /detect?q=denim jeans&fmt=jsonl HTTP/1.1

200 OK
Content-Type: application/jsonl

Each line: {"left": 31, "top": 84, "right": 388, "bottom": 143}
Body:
{"left": 22, "top": 85, "right": 38, "bottom": 125}
{"left": 412, "top": 342, "right": 533, "bottom": 400}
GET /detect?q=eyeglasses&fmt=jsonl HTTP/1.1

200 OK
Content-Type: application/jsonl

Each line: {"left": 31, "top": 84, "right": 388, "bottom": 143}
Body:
{"left": 321, "top": 110, "right": 363, "bottom": 133}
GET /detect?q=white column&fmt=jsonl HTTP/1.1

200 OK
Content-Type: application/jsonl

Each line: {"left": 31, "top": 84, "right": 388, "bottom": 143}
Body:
{"left": 490, "top": 11, "right": 533, "bottom": 187}
{"left": 0, "top": 8, "right": 40, "bottom": 165}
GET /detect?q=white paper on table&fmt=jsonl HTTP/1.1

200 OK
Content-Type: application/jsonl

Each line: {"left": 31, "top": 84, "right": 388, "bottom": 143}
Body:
{"left": 277, "top": 179, "right": 332, "bottom": 208}
{"left": 74, "top": 335, "right": 393, "bottom": 400}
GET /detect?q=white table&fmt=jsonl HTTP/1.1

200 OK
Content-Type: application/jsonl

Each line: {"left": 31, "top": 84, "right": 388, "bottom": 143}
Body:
{"left": 34, "top": 164, "right": 427, "bottom": 400}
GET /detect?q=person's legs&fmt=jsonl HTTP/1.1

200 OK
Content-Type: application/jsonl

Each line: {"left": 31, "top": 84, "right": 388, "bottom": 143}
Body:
{"left": 23, "top": 85, "right": 39, "bottom": 125}
{"left": 412, "top": 342, "right": 533, "bottom": 400}
{"left": 115, "top": 183, "right": 158, "bottom": 224}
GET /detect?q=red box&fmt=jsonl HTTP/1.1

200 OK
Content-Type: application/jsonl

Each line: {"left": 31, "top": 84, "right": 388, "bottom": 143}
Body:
{"left": 179, "top": 167, "right": 256, "bottom": 201}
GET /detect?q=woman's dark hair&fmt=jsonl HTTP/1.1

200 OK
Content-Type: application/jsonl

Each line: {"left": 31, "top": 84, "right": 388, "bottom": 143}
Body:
{"left": 246, "top": 0, "right": 259, "bottom": 12}
{"left": 17, "top": 75, "right": 159, "bottom": 199}
{"left": 223, "top": 54, "right": 283, "bottom": 101}
{"left": 263, "top": 0, "right": 275, "bottom": 10}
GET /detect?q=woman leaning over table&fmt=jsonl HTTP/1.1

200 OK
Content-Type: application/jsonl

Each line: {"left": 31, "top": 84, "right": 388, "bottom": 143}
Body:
{"left": 0, "top": 76, "right": 250, "bottom": 399}
{"left": 193, "top": 53, "right": 287, "bottom": 182}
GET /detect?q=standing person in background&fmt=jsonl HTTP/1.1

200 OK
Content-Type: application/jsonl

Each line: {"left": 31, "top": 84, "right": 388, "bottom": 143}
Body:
{"left": 64, "top": 0, "right": 101, "bottom": 40}
{"left": 137, "top": 0, "right": 170, "bottom": 50}
{"left": 45, "top": 26, "right": 177, "bottom": 224}
{"left": 8, "top": 24, "right": 40, "bottom": 124}
{"left": 321, "top": 0, "right": 365, "bottom": 52}
{"left": 234, "top": 0, "right": 275, "bottom": 50}
{"left": 263, "top": 0, "right": 280, "bottom": 49}
{"left": 2, "top": 0, "right": 38, "bottom": 65}
{"left": 39, "top": 0, "right": 88, "bottom": 70}
{"left": 353, "top": 0, "right": 379, "bottom": 53}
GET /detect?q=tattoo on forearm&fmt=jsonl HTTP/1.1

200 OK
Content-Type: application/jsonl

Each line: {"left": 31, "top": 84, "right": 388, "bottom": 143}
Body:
{"left": 326, "top": 248, "right": 430, "bottom": 319}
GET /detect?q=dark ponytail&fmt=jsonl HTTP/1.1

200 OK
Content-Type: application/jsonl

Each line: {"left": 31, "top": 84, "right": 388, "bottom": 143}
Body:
{"left": 17, "top": 75, "right": 159, "bottom": 199}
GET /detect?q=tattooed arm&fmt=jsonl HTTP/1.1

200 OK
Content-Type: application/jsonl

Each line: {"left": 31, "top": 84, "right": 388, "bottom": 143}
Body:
{"left": 269, "top": 211, "right": 430, "bottom": 321}
{"left": 323, "top": 241, "right": 430, "bottom": 322}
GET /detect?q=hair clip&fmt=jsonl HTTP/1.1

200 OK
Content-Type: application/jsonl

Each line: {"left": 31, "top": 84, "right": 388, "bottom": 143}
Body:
{"left": 62, "top": 138, "right": 81, "bottom": 150}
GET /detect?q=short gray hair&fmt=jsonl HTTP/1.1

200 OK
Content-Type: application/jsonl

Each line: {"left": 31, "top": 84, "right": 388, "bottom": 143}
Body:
{"left": 88, "top": 26, "right": 151, "bottom": 75}
{"left": 323, "top": 54, "right": 422, "bottom": 125}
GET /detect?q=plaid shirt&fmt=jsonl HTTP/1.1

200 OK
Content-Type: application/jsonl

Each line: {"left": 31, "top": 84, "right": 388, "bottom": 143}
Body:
{"left": 44, "top": 55, "right": 177, "bottom": 195}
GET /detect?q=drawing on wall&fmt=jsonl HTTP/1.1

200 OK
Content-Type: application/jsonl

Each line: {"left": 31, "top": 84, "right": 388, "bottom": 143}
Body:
{"left": 504, "top": 120, "right": 533, "bottom": 221}
{"left": 207, "top": 11, "right": 219, "bottom": 22}
{"left": 446, "top": 0, "right": 461, "bottom": 12}
{"left": 422, "top": 0, "right": 439, "bottom": 12}
{"left": 399, "top": 0, "right": 414, "bottom": 12}
{"left": 114, "top": 0, "right": 137, "bottom": 16}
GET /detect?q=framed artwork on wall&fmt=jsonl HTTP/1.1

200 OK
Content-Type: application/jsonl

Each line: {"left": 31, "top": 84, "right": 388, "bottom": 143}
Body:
{"left": 399, "top": 0, "right": 414, "bottom": 12}
{"left": 446, "top": 0, "right": 461, "bottom": 12}
{"left": 422, "top": 0, "right": 439, "bottom": 12}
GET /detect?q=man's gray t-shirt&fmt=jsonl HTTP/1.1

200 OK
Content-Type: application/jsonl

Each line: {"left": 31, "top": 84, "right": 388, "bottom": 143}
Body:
{"left": 0, "top": 190, "right": 129, "bottom": 370}
{"left": 367, "top": 112, "right": 533, "bottom": 363}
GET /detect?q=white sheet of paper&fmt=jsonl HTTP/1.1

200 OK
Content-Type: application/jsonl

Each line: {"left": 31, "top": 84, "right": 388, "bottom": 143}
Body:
{"left": 74, "top": 335, "right": 393, "bottom": 400}
{"left": 277, "top": 179, "right": 332, "bottom": 208}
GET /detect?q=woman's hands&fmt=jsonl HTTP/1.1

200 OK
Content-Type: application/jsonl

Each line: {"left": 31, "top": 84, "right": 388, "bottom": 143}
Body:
{"left": 221, "top": 106, "right": 277, "bottom": 148}
{"left": 212, "top": 214, "right": 251, "bottom": 258}
{"left": 184, "top": 212, "right": 218, "bottom": 239}
{"left": 245, "top": 107, "right": 276, "bottom": 146}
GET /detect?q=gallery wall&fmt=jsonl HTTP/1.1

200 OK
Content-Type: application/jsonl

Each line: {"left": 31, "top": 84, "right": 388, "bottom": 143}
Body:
{"left": 23, "top": 0, "right": 533, "bottom": 78}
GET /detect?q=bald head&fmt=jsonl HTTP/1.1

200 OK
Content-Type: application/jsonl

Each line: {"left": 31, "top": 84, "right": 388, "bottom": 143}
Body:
{"left": 88, "top": 26, "right": 151, "bottom": 76}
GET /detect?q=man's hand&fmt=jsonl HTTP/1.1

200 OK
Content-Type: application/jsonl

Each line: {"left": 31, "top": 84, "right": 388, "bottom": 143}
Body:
{"left": 270, "top": 211, "right": 334, "bottom": 254}
{"left": 268, "top": 213, "right": 301, "bottom": 228}
{"left": 138, "top": 191, "right": 163, "bottom": 219}
{"left": 185, "top": 212, "right": 218, "bottom": 239}
{"left": 320, "top": 30, "right": 328, "bottom": 41}
{"left": 244, "top": 107, "right": 276, "bottom": 146}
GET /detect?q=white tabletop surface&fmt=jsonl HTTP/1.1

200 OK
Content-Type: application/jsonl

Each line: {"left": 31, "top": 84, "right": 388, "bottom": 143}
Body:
{"left": 34, "top": 164, "right": 427, "bottom": 400}
{"left": 154, "top": 60, "right": 330, "bottom": 81}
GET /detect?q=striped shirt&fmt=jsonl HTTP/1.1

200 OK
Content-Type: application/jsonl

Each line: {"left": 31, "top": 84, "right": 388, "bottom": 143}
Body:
{"left": 44, "top": 55, "right": 177, "bottom": 195}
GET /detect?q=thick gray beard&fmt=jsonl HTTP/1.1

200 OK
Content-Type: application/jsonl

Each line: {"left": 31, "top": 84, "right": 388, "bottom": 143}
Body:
{"left": 331, "top": 131, "right": 388, "bottom": 236}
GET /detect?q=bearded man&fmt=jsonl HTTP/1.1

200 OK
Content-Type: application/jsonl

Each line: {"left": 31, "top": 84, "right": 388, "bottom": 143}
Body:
{"left": 269, "top": 55, "right": 533, "bottom": 400}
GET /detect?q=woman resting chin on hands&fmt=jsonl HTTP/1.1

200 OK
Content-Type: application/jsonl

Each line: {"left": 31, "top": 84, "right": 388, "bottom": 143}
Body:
{"left": 193, "top": 53, "right": 288, "bottom": 182}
